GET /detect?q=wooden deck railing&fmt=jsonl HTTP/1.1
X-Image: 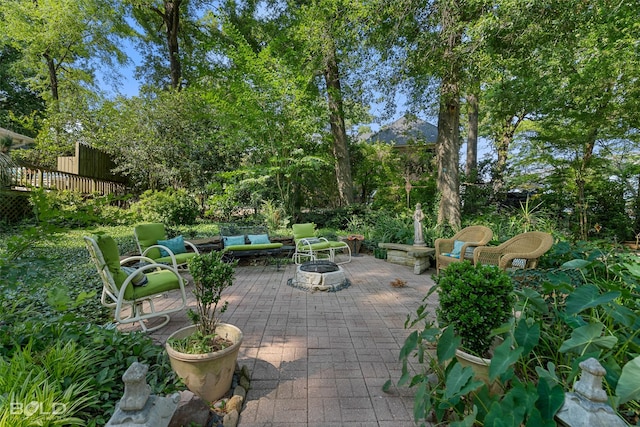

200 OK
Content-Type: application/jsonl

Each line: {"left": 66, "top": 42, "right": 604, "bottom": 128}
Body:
{"left": 9, "top": 166, "right": 127, "bottom": 196}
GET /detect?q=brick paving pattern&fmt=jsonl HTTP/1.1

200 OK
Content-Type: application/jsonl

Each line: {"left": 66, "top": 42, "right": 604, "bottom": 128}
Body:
{"left": 139, "top": 254, "right": 438, "bottom": 427}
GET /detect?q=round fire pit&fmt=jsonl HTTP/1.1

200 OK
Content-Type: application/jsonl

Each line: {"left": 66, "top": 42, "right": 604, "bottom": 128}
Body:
{"left": 288, "top": 260, "right": 350, "bottom": 292}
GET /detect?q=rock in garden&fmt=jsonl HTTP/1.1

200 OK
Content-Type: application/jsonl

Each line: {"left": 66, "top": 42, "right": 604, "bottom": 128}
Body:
{"left": 168, "top": 391, "right": 211, "bottom": 427}
{"left": 223, "top": 409, "right": 239, "bottom": 427}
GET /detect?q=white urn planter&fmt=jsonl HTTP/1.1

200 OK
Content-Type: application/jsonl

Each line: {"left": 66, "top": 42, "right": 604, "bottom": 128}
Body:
{"left": 165, "top": 323, "right": 243, "bottom": 403}
{"left": 455, "top": 339, "right": 502, "bottom": 395}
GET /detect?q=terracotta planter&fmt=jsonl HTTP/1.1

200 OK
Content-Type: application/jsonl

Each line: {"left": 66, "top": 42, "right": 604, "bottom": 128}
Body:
{"left": 166, "top": 323, "right": 243, "bottom": 403}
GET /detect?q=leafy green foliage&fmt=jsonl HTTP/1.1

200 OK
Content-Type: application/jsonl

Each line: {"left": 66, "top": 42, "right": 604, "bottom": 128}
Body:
{"left": 261, "top": 200, "right": 291, "bottom": 232}
{"left": 397, "top": 239, "right": 640, "bottom": 425}
{"left": 0, "top": 341, "right": 97, "bottom": 426}
{"left": 0, "top": 318, "right": 180, "bottom": 426}
{"left": 130, "top": 189, "right": 199, "bottom": 226}
{"left": 27, "top": 188, "right": 134, "bottom": 228}
{"left": 509, "top": 247, "right": 640, "bottom": 420}
{"left": 436, "top": 261, "right": 515, "bottom": 356}
{"left": 169, "top": 251, "right": 238, "bottom": 354}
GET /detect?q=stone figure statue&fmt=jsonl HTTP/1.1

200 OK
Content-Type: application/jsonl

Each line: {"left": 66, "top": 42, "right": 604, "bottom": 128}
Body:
{"left": 413, "top": 203, "right": 426, "bottom": 246}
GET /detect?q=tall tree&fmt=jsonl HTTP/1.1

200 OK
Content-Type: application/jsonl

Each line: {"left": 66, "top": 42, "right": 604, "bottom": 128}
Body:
{"left": 192, "top": 10, "right": 331, "bottom": 215}
{"left": 503, "top": 1, "right": 640, "bottom": 240}
{"left": 287, "top": 0, "right": 367, "bottom": 206}
{"left": 371, "top": 0, "right": 487, "bottom": 229}
{"left": 0, "top": 46, "right": 45, "bottom": 137}
{"left": 465, "top": 92, "right": 478, "bottom": 180}
{"left": 128, "top": 0, "right": 215, "bottom": 91}
{"left": 0, "top": 0, "right": 129, "bottom": 103}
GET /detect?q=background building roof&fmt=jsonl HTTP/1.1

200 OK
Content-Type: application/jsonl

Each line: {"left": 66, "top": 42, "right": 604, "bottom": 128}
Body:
{"left": 364, "top": 115, "right": 438, "bottom": 147}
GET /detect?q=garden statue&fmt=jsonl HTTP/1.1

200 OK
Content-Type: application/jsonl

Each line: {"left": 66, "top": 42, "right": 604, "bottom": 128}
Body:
{"left": 413, "top": 203, "right": 426, "bottom": 246}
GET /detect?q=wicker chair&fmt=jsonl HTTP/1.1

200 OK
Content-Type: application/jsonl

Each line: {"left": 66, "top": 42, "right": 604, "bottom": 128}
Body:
{"left": 473, "top": 231, "right": 554, "bottom": 271}
{"left": 435, "top": 225, "right": 494, "bottom": 273}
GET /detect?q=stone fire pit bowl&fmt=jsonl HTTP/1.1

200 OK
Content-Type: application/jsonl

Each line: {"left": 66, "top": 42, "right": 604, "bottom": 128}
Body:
{"left": 287, "top": 260, "right": 350, "bottom": 292}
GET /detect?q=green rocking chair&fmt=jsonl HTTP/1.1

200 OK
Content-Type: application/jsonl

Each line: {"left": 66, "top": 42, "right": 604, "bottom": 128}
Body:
{"left": 84, "top": 234, "right": 187, "bottom": 332}
{"left": 133, "top": 223, "right": 200, "bottom": 271}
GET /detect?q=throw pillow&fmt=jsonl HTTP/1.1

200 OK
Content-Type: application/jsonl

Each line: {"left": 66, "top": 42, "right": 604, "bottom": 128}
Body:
{"left": 121, "top": 266, "right": 149, "bottom": 287}
{"left": 248, "top": 234, "right": 271, "bottom": 244}
{"left": 157, "top": 235, "right": 187, "bottom": 257}
{"left": 451, "top": 240, "right": 465, "bottom": 257}
{"left": 223, "top": 235, "right": 246, "bottom": 247}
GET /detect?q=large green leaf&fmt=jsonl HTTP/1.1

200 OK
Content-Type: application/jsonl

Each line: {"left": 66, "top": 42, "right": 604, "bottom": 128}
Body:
{"left": 514, "top": 317, "right": 540, "bottom": 355}
{"left": 559, "top": 322, "right": 617, "bottom": 354}
{"left": 444, "top": 362, "right": 481, "bottom": 399}
{"left": 616, "top": 356, "right": 640, "bottom": 406}
{"left": 515, "top": 287, "right": 548, "bottom": 314}
{"left": 500, "top": 382, "right": 536, "bottom": 424}
{"left": 535, "top": 379, "right": 565, "bottom": 420}
{"left": 535, "top": 362, "right": 560, "bottom": 385}
{"left": 437, "top": 325, "right": 460, "bottom": 363}
{"left": 484, "top": 400, "right": 517, "bottom": 427}
{"left": 565, "top": 284, "right": 620, "bottom": 315}
{"left": 489, "top": 336, "right": 523, "bottom": 382}
{"left": 412, "top": 381, "right": 429, "bottom": 421}
{"left": 449, "top": 406, "right": 477, "bottom": 427}
{"left": 622, "top": 262, "right": 640, "bottom": 279}
{"left": 526, "top": 407, "right": 557, "bottom": 427}
{"left": 561, "top": 259, "right": 592, "bottom": 269}
{"left": 399, "top": 330, "right": 418, "bottom": 360}
{"left": 603, "top": 303, "right": 637, "bottom": 328}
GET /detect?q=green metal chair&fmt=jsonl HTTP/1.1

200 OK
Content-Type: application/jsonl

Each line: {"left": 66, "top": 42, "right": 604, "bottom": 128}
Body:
{"left": 84, "top": 234, "right": 187, "bottom": 332}
{"left": 133, "top": 223, "right": 199, "bottom": 271}
{"left": 292, "top": 223, "right": 351, "bottom": 265}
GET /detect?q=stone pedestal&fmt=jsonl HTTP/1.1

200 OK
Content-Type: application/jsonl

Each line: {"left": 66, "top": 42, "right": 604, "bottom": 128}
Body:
{"left": 378, "top": 243, "right": 435, "bottom": 274}
{"left": 555, "top": 358, "right": 627, "bottom": 427}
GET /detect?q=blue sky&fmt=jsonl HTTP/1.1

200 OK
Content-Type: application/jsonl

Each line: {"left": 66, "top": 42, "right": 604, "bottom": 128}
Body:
{"left": 96, "top": 37, "right": 456, "bottom": 142}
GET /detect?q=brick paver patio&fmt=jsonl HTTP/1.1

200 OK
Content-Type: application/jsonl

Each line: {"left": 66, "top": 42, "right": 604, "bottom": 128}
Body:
{"left": 143, "top": 254, "right": 438, "bottom": 427}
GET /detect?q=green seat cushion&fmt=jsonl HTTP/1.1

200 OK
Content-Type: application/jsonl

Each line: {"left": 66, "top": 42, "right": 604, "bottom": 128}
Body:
{"left": 94, "top": 234, "right": 130, "bottom": 287}
{"left": 135, "top": 223, "right": 166, "bottom": 259}
{"left": 154, "top": 252, "right": 197, "bottom": 265}
{"left": 293, "top": 223, "right": 316, "bottom": 240}
{"left": 297, "top": 240, "right": 331, "bottom": 250}
{"left": 224, "top": 243, "right": 283, "bottom": 252}
{"left": 123, "top": 269, "right": 181, "bottom": 300}
{"left": 329, "top": 241, "right": 348, "bottom": 248}
{"left": 94, "top": 234, "right": 181, "bottom": 300}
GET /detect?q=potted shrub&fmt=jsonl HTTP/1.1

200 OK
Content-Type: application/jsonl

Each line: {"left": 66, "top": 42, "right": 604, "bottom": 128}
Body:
{"left": 435, "top": 260, "right": 515, "bottom": 389}
{"left": 165, "top": 250, "right": 242, "bottom": 403}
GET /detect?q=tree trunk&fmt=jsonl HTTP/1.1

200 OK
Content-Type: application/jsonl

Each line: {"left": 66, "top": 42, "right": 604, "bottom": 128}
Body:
{"left": 436, "top": 0, "right": 462, "bottom": 229}
{"left": 465, "top": 93, "right": 478, "bottom": 180}
{"left": 576, "top": 129, "right": 597, "bottom": 240}
{"left": 492, "top": 112, "right": 525, "bottom": 201}
{"left": 492, "top": 124, "right": 510, "bottom": 201}
{"left": 157, "top": 0, "right": 182, "bottom": 90}
{"left": 43, "top": 53, "right": 59, "bottom": 101}
{"left": 323, "top": 44, "right": 353, "bottom": 206}
{"left": 436, "top": 75, "right": 461, "bottom": 229}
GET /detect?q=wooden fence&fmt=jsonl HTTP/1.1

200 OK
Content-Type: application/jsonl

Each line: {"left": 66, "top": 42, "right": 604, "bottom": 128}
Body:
{"left": 57, "top": 142, "right": 124, "bottom": 182}
{"left": 9, "top": 166, "right": 127, "bottom": 195}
